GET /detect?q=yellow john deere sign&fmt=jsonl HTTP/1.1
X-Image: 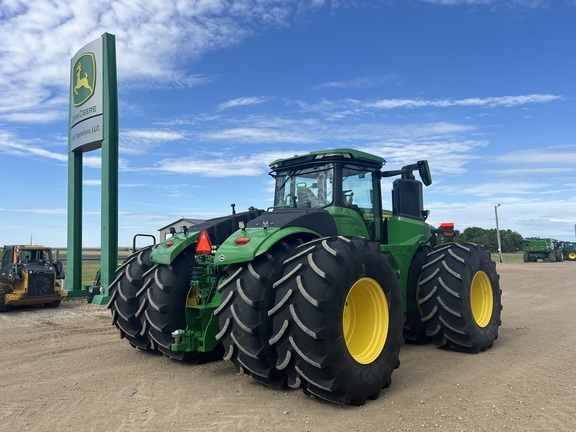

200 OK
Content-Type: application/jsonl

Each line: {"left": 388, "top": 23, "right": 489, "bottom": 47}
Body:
{"left": 69, "top": 38, "right": 104, "bottom": 152}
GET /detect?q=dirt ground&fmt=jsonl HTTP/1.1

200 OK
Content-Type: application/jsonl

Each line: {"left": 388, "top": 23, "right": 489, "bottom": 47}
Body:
{"left": 1, "top": 262, "right": 575, "bottom": 432}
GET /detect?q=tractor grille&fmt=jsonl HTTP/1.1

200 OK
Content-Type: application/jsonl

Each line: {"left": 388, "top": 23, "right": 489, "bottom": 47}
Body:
{"left": 27, "top": 273, "right": 55, "bottom": 297}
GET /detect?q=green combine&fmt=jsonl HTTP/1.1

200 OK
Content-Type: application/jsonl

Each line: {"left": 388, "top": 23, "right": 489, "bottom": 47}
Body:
{"left": 108, "top": 148, "right": 502, "bottom": 405}
{"left": 523, "top": 237, "right": 563, "bottom": 262}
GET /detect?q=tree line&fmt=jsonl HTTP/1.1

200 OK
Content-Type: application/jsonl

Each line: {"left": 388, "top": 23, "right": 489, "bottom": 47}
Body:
{"left": 438, "top": 227, "right": 524, "bottom": 253}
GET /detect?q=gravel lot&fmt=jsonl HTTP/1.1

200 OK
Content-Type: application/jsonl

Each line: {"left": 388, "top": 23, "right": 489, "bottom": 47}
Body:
{"left": 1, "top": 262, "right": 574, "bottom": 432}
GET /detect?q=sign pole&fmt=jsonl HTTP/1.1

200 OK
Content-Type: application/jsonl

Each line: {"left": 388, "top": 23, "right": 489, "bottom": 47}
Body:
{"left": 93, "top": 33, "right": 118, "bottom": 305}
{"left": 67, "top": 32, "right": 118, "bottom": 303}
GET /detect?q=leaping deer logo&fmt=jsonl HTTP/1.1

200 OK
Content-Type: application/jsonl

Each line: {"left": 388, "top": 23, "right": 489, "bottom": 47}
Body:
{"left": 74, "top": 63, "right": 92, "bottom": 95}
{"left": 72, "top": 53, "right": 95, "bottom": 106}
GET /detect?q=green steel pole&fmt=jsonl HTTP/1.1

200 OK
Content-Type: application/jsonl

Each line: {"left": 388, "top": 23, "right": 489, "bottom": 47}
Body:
{"left": 66, "top": 150, "right": 83, "bottom": 293}
{"left": 93, "top": 32, "right": 118, "bottom": 305}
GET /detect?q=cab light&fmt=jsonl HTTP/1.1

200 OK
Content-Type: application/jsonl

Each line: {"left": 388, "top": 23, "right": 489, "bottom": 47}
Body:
{"left": 196, "top": 231, "right": 212, "bottom": 254}
{"left": 166, "top": 241, "right": 174, "bottom": 247}
{"left": 234, "top": 237, "right": 251, "bottom": 246}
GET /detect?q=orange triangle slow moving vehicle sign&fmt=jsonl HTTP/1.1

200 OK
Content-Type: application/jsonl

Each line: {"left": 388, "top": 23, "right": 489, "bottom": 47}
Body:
{"left": 196, "top": 230, "right": 212, "bottom": 254}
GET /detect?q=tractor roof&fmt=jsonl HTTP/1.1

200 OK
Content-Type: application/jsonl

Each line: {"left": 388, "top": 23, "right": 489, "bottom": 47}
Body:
{"left": 269, "top": 148, "right": 385, "bottom": 171}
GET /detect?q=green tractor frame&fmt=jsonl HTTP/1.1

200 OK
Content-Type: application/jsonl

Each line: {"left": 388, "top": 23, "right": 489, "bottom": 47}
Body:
{"left": 108, "top": 148, "right": 502, "bottom": 406}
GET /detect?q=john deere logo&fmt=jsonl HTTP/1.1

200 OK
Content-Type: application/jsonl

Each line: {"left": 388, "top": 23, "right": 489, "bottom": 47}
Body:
{"left": 72, "top": 53, "right": 96, "bottom": 107}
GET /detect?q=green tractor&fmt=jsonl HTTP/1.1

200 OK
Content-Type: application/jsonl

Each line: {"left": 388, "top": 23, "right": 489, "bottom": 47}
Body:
{"left": 108, "top": 148, "right": 502, "bottom": 405}
{"left": 523, "top": 237, "right": 563, "bottom": 262}
{"left": 554, "top": 241, "right": 576, "bottom": 262}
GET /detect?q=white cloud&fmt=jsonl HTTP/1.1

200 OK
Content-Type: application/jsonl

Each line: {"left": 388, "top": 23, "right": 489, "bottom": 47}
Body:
{"left": 313, "top": 74, "right": 400, "bottom": 90}
{"left": 120, "top": 128, "right": 186, "bottom": 155}
{"left": 202, "top": 127, "right": 319, "bottom": 144}
{"left": 492, "top": 146, "right": 576, "bottom": 165}
{"left": 419, "top": 0, "right": 548, "bottom": 7}
{"left": 154, "top": 150, "right": 300, "bottom": 177}
{"left": 367, "top": 94, "right": 561, "bottom": 110}
{"left": 433, "top": 181, "right": 550, "bottom": 196}
{"left": 217, "top": 96, "right": 270, "bottom": 111}
{"left": 0, "top": 0, "right": 331, "bottom": 124}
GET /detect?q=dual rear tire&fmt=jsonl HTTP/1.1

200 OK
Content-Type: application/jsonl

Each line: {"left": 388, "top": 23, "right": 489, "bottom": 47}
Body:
{"left": 419, "top": 242, "right": 502, "bottom": 353}
{"left": 268, "top": 236, "right": 403, "bottom": 405}
{"left": 217, "top": 236, "right": 403, "bottom": 406}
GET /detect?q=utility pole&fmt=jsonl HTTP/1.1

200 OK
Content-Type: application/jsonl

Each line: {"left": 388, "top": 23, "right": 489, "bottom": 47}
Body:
{"left": 495, "top": 204, "right": 503, "bottom": 263}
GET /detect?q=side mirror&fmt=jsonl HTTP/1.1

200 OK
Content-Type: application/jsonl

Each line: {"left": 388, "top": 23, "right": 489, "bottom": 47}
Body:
{"left": 417, "top": 160, "right": 432, "bottom": 186}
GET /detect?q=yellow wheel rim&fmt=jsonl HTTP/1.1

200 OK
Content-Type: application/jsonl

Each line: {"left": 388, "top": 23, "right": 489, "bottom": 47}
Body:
{"left": 569, "top": 252, "right": 576, "bottom": 260}
{"left": 470, "top": 271, "right": 493, "bottom": 328}
{"left": 342, "top": 277, "right": 388, "bottom": 364}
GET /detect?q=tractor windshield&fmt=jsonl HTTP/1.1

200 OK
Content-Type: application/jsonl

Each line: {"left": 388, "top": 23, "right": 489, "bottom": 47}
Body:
{"left": 273, "top": 163, "right": 333, "bottom": 208}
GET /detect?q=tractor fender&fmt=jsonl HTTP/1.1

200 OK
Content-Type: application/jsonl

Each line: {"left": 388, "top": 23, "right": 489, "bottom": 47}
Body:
{"left": 150, "top": 208, "right": 266, "bottom": 265}
{"left": 150, "top": 231, "right": 201, "bottom": 265}
{"left": 216, "top": 208, "right": 338, "bottom": 265}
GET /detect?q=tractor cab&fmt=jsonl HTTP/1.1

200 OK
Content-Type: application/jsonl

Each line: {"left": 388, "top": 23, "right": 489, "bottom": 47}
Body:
{"left": 269, "top": 148, "right": 433, "bottom": 243}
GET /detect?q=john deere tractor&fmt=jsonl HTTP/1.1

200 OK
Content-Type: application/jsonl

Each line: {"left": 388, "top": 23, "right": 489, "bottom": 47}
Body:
{"left": 108, "top": 148, "right": 502, "bottom": 405}
{"left": 555, "top": 241, "right": 576, "bottom": 262}
{"left": 0, "top": 245, "right": 67, "bottom": 311}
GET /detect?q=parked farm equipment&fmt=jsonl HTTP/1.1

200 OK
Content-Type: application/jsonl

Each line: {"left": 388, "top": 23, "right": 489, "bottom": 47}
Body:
{"left": 108, "top": 148, "right": 502, "bottom": 405}
{"left": 523, "top": 237, "right": 564, "bottom": 262}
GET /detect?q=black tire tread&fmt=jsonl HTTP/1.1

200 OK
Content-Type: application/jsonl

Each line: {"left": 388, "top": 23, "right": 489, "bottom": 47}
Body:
{"left": 143, "top": 249, "right": 209, "bottom": 363}
{"left": 107, "top": 246, "right": 156, "bottom": 350}
{"left": 215, "top": 240, "right": 298, "bottom": 387}
{"left": 419, "top": 242, "right": 502, "bottom": 353}
{"left": 270, "top": 236, "right": 403, "bottom": 405}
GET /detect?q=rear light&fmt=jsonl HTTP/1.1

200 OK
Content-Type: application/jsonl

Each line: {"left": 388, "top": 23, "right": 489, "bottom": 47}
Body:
{"left": 440, "top": 222, "right": 455, "bottom": 237}
{"left": 234, "top": 237, "right": 251, "bottom": 246}
{"left": 196, "top": 231, "right": 212, "bottom": 254}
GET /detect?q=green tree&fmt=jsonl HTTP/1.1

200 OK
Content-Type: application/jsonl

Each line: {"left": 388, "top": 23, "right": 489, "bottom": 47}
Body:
{"left": 436, "top": 226, "right": 523, "bottom": 253}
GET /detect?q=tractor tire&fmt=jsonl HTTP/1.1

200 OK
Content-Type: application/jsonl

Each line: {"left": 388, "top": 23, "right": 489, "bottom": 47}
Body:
{"left": 0, "top": 285, "right": 13, "bottom": 312}
{"left": 523, "top": 252, "right": 529, "bottom": 263}
{"left": 548, "top": 251, "right": 557, "bottom": 262}
{"left": 419, "top": 243, "right": 502, "bottom": 353}
{"left": 566, "top": 250, "right": 576, "bottom": 261}
{"left": 403, "top": 245, "right": 432, "bottom": 344}
{"left": 144, "top": 248, "right": 212, "bottom": 362}
{"left": 215, "top": 240, "right": 299, "bottom": 388}
{"left": 269, "top": 236, "right": 403, "bottom": 406}
{"left": 107, "top": 245, "right": 157, "bottom": 351}
{"left": 556, "top": 250, "right": 564, "bottom": 262}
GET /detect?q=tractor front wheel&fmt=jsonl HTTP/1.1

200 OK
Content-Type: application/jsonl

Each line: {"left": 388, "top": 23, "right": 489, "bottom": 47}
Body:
{"left": 215, "top": 240, "right": 298, "bottom": 388}
{"left": 269, "top": 236, "right": 403, "bottom": 405}
{"left": 144, "top": 248, "right": 210, "bottom": 362}
{"left": 566, "top": 250, "right": 576, "bottom": 261}
{"left": 108, "top": 245, "right": 156, "bottom": 351}
{"left": 419, "top": 243, "right": 502, "bottom": 353}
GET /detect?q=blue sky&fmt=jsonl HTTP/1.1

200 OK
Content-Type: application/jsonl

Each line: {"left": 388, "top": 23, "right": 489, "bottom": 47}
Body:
{"left": 1, "top": 0, "right": 575, "bottom": 247}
